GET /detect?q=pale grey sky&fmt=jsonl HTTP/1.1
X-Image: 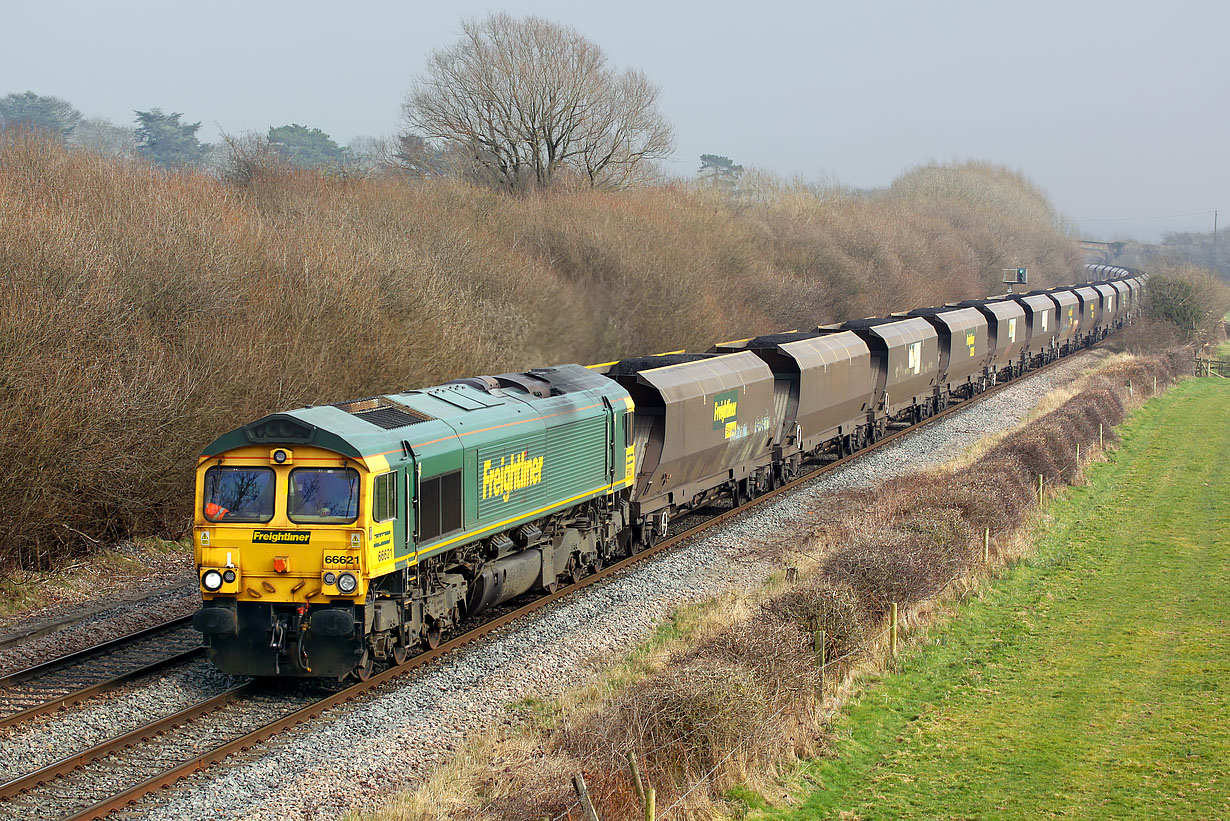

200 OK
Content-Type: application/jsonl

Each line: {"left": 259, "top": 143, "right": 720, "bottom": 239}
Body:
{"left": 4, "top": 0, "right": 1225, "bottom": 241}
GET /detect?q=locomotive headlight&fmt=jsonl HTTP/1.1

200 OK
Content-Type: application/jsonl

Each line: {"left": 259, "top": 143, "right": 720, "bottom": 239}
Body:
{"left": 337, "top": 572, "right": 358, "bottom": 594}
{"left": 201, "top": 569, "right": 224, "bottom": 591}
{"left": 323, "top": 571, "right": 337, "bottom": 586}
{"left": 222, "top": 569, "right": 236, "bottom": 584}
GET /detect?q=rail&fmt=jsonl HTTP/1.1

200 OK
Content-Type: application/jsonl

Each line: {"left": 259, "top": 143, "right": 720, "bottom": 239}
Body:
{"left": 0, "top": 616, "right": 200, "bottom": 730}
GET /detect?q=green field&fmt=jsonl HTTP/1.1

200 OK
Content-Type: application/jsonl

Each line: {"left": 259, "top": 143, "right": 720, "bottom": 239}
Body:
{"left": 758, "top": 378, "right": 1230, "bottom": 820}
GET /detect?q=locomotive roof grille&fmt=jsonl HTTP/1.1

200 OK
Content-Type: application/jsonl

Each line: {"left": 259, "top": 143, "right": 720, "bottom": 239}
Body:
{"left": 334, "top": 396, "right": 434, "bottom": 430}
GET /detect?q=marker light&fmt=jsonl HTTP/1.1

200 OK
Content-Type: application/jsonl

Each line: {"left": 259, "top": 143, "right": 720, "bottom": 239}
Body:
{"left": 337, "top": 572, "right": 358, "bottom": 594}
{"left": 273, "top": 449, "right": 289, "bottom": 464}
{"left": 223, "top": 569, "right": 236, "bottom": 584}
{"left": 201, "top": 569, "right": 224, "bottom": 591}
{"left": 323, "top": 571, "right": 337, "bottom": 586}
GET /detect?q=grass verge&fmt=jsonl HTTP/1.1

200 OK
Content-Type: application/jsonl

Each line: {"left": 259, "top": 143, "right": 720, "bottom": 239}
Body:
{"left": 757, "top": 378, "right": 1230, "bottom": 820}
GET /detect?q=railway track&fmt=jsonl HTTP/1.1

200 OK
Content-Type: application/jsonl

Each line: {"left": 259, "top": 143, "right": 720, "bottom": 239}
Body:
{"left": 0, "top": 582, "right": 198, "bottom": 656}
{"left": 0, "top": 616, "right": 202, "bottom": 730}
{"left": 0, "top": 348, "right": 1092, "bottom": 820}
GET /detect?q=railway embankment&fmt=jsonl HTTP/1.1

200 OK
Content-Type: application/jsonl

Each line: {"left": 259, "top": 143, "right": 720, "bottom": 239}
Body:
{"left": 351, "top": 348, "right": 1190, "bottom": 821}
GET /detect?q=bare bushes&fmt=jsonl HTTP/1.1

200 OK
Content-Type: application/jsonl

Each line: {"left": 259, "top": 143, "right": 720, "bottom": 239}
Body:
{"left": 0, "top": 133, "right": 1090, "bottom": 570}
{"left": 1140, "top": 263, "right": 1230, "bottom": 348}
{"left": 763, "top": 580, "right": 866, "bottom": 668}
{"left": 492, "top": 619, "right": 825, "bottom": 820}
{"left": 821, "top": 508, "right": 974, "bottom": 619}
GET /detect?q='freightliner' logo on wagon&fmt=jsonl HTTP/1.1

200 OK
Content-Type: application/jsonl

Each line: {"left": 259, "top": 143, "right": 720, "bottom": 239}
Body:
{"left": 252, "top": 531, "right": 311, "bottom": 544}
{"left": 482, "top": 451, "right": 545, "bottom": 503}
{"left": 713, "top": 390, "right": 738, "bottom": 439}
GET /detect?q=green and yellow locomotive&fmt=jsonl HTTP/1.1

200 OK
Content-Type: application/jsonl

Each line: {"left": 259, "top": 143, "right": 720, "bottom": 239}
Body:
{"left": 192, "top": 365, "right": 635, "bottom": 679}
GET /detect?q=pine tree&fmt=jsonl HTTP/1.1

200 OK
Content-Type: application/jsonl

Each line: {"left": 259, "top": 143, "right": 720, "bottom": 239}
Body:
{"left": 134, "top": 108, "right": 210, "bottom": 169}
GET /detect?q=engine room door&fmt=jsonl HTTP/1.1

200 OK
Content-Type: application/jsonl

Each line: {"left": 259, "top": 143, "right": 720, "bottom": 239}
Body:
{"left": 400, "top": 446, "right": 417, "bottom": 567}
{"left": 602, "top": 396, "right": 616, "bottom": 488}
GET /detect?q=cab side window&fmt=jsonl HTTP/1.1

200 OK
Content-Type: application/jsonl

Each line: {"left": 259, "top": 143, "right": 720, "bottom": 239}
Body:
{"left": 373, "top": 471, "right": 397, "bottom": 523}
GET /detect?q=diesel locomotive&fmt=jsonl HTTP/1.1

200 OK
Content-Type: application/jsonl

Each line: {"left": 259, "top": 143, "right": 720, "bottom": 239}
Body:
{"left": 192, "top": 266, "right": 1145, "bottom": 679}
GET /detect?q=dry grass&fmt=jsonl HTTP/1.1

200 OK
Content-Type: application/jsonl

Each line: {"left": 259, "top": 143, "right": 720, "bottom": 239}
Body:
{"left": 1, "top": 133, "right": 1089, "bottom": 570}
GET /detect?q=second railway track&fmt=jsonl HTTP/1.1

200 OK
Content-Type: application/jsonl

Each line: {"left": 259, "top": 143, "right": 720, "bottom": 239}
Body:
{"left": 0, "top": 617, "right": 202, "bottom": 730}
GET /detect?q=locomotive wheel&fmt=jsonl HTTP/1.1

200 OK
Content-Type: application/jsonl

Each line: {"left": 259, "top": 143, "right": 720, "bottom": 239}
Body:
{"left": 392, "top": 643, "right": 409, "bottom": 666}
{"left": 425, "top": 626, "right": 443, "bottom": 650}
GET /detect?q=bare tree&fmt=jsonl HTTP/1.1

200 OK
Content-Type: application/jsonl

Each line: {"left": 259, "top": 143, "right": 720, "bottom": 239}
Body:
{"left": 403, "top": 14, "right": 673, "bottom": 191}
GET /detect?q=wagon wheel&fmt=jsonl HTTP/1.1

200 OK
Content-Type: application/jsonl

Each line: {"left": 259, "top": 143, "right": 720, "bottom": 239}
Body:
{"left": 354, "top": 651, "right": 374, "bottom": 681}
{"left": 571, "top": 560, "right": 586, "bottom": 585}
{"left": 630, "top": 533, "right": 650, "bottom": 555}
{"left": 392, "top": 643, "right": 409, "bottom": 666}
{"left": 424, "top": 625, "right": 443, "bottom": 650}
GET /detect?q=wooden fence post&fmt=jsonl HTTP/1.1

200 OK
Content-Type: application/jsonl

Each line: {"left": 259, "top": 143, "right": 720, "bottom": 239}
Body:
{"left": 983, "top": 527, "right": 990, "bottom": 564}
{"left": 1128, "top": 378, "right": 1134, "bottom": 398}
{"left": 1076, "top": 442, "right": 1080, "bottom": 466}
{"left": 572, "top": 773, "right": 600, "bottom": 821}
{"left": 1153, "top": 375, "right": 1157, "bottom": 394}
{"left": 1099, "top": 423, "right": 1104, "bottom": 450}
{"left": 1038, "top": 474, "right": 1044, "bottom": 506}
{"left": 889, "top": 602, "right": 898, "bottom": 658}
{"left": 626, "top": 751, "right": 646, "bottom": 809}
{"left": 645, "top": 787, "right": 656, "bottom": 821}
{"left": 816, "top": 629, "right": 827, "bottom": 685}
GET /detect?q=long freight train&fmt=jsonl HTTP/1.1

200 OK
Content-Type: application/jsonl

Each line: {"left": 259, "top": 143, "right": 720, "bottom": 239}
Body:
{"left": 192, "top": 266, "right": 1146, "bottom": 678}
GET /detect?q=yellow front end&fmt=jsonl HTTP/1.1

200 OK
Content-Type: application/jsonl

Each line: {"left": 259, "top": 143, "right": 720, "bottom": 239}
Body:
{"left": 194, "top": 445, "right": 379, "bottom": 604}
{"left": 192, "top": 445, "right": 394, "bottom": 677}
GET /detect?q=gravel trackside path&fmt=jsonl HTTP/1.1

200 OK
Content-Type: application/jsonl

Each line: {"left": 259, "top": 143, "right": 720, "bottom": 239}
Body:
{"left": 121, "top": 351, "right": 1108, "bottom": 821}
